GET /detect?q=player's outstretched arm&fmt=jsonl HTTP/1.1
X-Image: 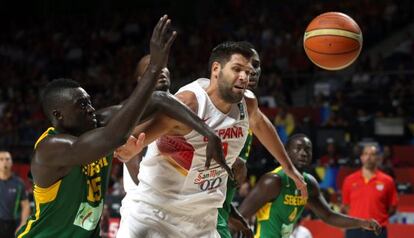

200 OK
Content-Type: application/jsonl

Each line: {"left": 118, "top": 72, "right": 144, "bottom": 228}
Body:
{"left": 306, "top": 175, "right": 382, "bottom": 235}
{"left": 245, "top": 95, "right": 307, "bottom": 198}
{"left": 35, "top": 15, "right": 176, "bottom": 168}
{"left": 114, "top": 90, "right": 233, "bottom": 178}
{"left": 228, "top": 204, "right": 253, "bottom": 238}
{"left": 239, "top": 173, "right": 281, "bottom": 219}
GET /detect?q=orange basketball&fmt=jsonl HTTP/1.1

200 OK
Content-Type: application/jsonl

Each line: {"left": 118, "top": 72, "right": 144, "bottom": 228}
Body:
{"left": 304, "top": 12, "right": 363, "bottom": 70}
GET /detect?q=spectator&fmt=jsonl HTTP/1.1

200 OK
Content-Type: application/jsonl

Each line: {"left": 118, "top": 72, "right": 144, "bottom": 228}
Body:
{"left": 318, "top": 138, "right": 339, "bottom": 166}
{"left": 0, "top": 150, "right": 30, "bottom": 238}
{"left": 274, "top": 105, "right": 295, "bottom": 143}
{"left": 341, "top": 144, "right": 398, "bottom": 238}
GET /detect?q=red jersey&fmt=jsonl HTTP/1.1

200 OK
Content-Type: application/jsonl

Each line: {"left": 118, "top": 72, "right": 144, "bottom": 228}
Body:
{"left": 342, "top": 170, "right": 398, "bottom": 226}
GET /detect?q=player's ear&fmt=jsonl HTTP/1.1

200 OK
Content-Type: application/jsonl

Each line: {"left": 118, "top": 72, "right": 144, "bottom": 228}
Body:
{"left": 52, "top": 110, "right": 63, "bottom": 121}
{"left": 211, "top": 62, "right": 221, "bottom": 79}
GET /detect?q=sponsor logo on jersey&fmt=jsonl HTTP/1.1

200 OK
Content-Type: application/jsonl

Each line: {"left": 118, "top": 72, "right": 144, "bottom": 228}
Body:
{"left": 193, "top": 167, "right": 225, "bottom": 191}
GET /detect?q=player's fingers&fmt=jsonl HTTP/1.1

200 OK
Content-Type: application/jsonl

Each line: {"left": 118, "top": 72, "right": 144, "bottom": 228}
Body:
{"left": 225, "top": 164, "right": 234, "bottom": 180}
{"left": 204, "top": 157, "right": 212, "bottom": 169}
{"left": 157, "top": 15, "right": 168, "bottom": 36}
{"left": 165, "top": 31, "right": 177, "bottom": 50}
{"left": 126, "top": 135, "right": 137, "bottom": 144}
{"left": 136, "top": 133, "right": 146, "bottom": 145}
{"left": 152, "top": 15, "right": 166, "bottom": 40}
{"left": 160, "top": 19, "right": 171, "bottom": 40}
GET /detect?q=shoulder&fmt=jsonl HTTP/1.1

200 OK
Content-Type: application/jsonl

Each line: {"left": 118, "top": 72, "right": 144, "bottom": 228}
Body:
{"left": 344, "top": 170, "right": 361, "bottom": 182}
{"left": 243, "top": 90, "right": 258, "bottom": 116}
{"left": 175, "top": 90, "right": 198, "bottom": 113}
{"left": 305, "top": 173, "right": 319, "bottom": 186}
{"left": 12, "top": 175, "right": 25, "bottom": 186}
{"left": 304, "top": 173, "right": 320, "bottom": 196}
{"left": 244, "top": 90, "right": 257, "bottom": 106}
{"left": 377, "top": 171, "right": 395, "bottom": 184}
{"left": 259, "top": 172, "right": 281, "bottom": 187}
{"left": 34, "top": 134, "right": 76, "bottom": 164}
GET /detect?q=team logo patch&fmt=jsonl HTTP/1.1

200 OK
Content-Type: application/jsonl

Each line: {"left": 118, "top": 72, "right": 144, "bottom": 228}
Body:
{"left": 376, "top": 183, "right": 384, "bottom": 191}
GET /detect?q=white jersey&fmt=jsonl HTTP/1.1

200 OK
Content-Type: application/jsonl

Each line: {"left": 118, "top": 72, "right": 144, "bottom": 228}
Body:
{"left": 132, "top": 78, "right": 249, "bottom": 215}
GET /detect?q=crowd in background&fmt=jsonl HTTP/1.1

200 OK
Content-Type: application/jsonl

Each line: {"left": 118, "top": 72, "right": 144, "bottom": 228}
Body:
{"left": 1, "top": 0, "right": 414, "bottom": 226}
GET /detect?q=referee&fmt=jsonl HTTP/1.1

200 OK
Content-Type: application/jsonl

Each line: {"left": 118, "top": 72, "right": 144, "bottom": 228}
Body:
{"left": 0, "top": 150, "right": 30, "bottom": 238}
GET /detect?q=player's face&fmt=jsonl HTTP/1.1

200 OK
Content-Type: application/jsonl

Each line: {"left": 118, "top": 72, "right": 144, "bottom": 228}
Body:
{"left": 248, "top": 49, "right": 261, "bottom": 90}
{"left": 0, "top": 152, "right": 12, "bottom": 173}
{"left": 360, "top": 146, "right": 379, "bottom": 170}
{"left": 58, "top": 87, "right": 97, "bottom": 134}
{"left": 288, "top": 137, "right": 312, "bottom": 170}
{"left": 217, "top": 54, "right": 253, "bottom": 103}
{"left": 155, "top": 67, "right": 171, "bottom": 91}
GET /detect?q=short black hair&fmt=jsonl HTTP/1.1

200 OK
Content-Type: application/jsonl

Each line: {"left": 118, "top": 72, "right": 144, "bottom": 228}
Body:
{"left": 208, "top": 41, "right": 254, "bottom": 73}
{"left": 286, "top": 133, "right": 310, "bottom": 150}
{"left": 40, "top": 78, "right": 81, "bottom": 121}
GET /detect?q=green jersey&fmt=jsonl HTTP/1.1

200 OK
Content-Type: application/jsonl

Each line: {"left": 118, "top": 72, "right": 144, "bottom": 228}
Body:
{"left": 255, "top": 167, "right": 311, "bottom": 238}
{"left": 217, "top": 129, "right": 253, "bottom": 238}
{"left": 17, "top": 127, "right": 112, "bottom": 238}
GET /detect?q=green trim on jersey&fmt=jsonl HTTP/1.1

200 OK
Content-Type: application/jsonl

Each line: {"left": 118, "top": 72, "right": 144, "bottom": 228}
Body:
{"left": 255, "top": 167, "right": 312, "bottom": 238}
{"left": 16, "top": 128, "right": 112, "bottom": 238}
{"left": 239, "top": 129, "right": 253, "bottom": 162}
{"left": 217, "top": 129, "right": 253, "bottom": 237}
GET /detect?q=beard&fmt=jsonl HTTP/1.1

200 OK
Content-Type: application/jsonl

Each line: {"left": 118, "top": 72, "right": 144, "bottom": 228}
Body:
{"left": 217, "top": 71, "right": 244, "bottom": 103}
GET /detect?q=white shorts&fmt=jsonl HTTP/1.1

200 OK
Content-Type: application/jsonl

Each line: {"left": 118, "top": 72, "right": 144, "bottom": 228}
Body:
{"left": 117, "top": 199, "right": 220, "bottom": 238}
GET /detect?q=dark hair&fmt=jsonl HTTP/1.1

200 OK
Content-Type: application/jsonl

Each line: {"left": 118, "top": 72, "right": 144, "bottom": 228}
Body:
{"left": 208, "top": 41, "right": 254, "bottom": 73}
{"left": 286, "top": 133, "right": 309, "bottom": 150}
{"left": 40, "top": 78, "right": 81, "bottom": 121}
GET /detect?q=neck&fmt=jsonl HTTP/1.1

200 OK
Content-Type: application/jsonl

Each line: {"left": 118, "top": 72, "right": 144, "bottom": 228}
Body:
{"left": 0, "top": 171, "right": 12, "bottom": 180}
{"left": 205, "top": 84, "right": 232, "bottom": 114}
{"left": 362, "top": 166, "right": 376, "bottom": 179}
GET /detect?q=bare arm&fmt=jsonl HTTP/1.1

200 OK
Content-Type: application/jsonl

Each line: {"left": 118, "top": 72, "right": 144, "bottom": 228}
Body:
{"left": 239, "top": 173, "right": 281, "bottom": 219}
{"left": 245, "top": 94, "right": 307, "bottom": 198}
{"left": 34, "top": 16, "right": 175, "bottom": 173}
{"left": 306, "top": 175, "right": 381, "bottom": 234}
{"left": 228, "top": 203, "right": 253, "bottom": 238}
{"left": 124, "top": 154, "right": 142, "bottom": 185}
{"left": 115, "top": 90, "right": 232, "bottom": 177}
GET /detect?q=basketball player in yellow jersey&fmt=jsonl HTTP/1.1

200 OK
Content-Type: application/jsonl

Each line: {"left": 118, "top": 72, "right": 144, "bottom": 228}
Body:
{"left": 238, "top": 134, "right": 381, "bottom": 238}
{"left": 16, "top": 15, "right": 176, "bottom": 238}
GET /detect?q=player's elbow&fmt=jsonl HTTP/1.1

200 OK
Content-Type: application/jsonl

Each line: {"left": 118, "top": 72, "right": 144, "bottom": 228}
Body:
{"left": 151, "top": 91, "right": 170, "bottom": 107}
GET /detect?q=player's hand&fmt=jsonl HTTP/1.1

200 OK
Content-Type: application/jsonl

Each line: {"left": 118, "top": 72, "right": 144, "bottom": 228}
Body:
{"left": 149, "top": 15, "right": 177, "bottom": 71}
{"left": 285, "top": 167, "right": 308, "bottom": 198}
{"left": 232, "top": 158, "right": 247, "bottom": 187}
{"left": 114, "top": 133, "right": 146, "bottom": 163}
{"left": 205, "top": 134, "right": 234, "bottom": 180}
{"left": 229, "top": 215, "right": 253, "bottom": 238}
{"left": 361, "top": 219, "right": 382, "bottom": 236}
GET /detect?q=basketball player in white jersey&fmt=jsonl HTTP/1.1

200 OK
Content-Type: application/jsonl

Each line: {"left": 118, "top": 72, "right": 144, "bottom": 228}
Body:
{"left": 116, "top": 41, "right": 307, "bottom": 238}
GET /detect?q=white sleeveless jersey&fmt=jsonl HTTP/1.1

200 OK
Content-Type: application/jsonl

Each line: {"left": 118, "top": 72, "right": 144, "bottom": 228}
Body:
{"left": 132, "top": 78, "right": 249, "bottom": 215}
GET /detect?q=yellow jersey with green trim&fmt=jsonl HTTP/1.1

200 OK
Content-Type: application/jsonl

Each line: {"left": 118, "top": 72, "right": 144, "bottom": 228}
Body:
{"left": 16, "top": 127, "right": 112, "bottom": 238}
{"left": 255, "top": 167, "right": 312, "bottom": 238}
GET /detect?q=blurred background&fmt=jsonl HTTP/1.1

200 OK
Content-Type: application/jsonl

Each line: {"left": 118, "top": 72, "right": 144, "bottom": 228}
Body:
{"left": 0, "top": 0, "right": 413, "bottom": 237}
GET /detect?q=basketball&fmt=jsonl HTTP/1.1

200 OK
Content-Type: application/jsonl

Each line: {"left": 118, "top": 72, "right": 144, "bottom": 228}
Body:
{"left": 304, "top": 12, "right": 363, "bottom": 70}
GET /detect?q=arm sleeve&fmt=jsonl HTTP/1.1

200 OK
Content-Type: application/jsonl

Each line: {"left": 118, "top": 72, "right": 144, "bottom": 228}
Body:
{"left": 389, "top": 179, "right": 398, "bottom": 206}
